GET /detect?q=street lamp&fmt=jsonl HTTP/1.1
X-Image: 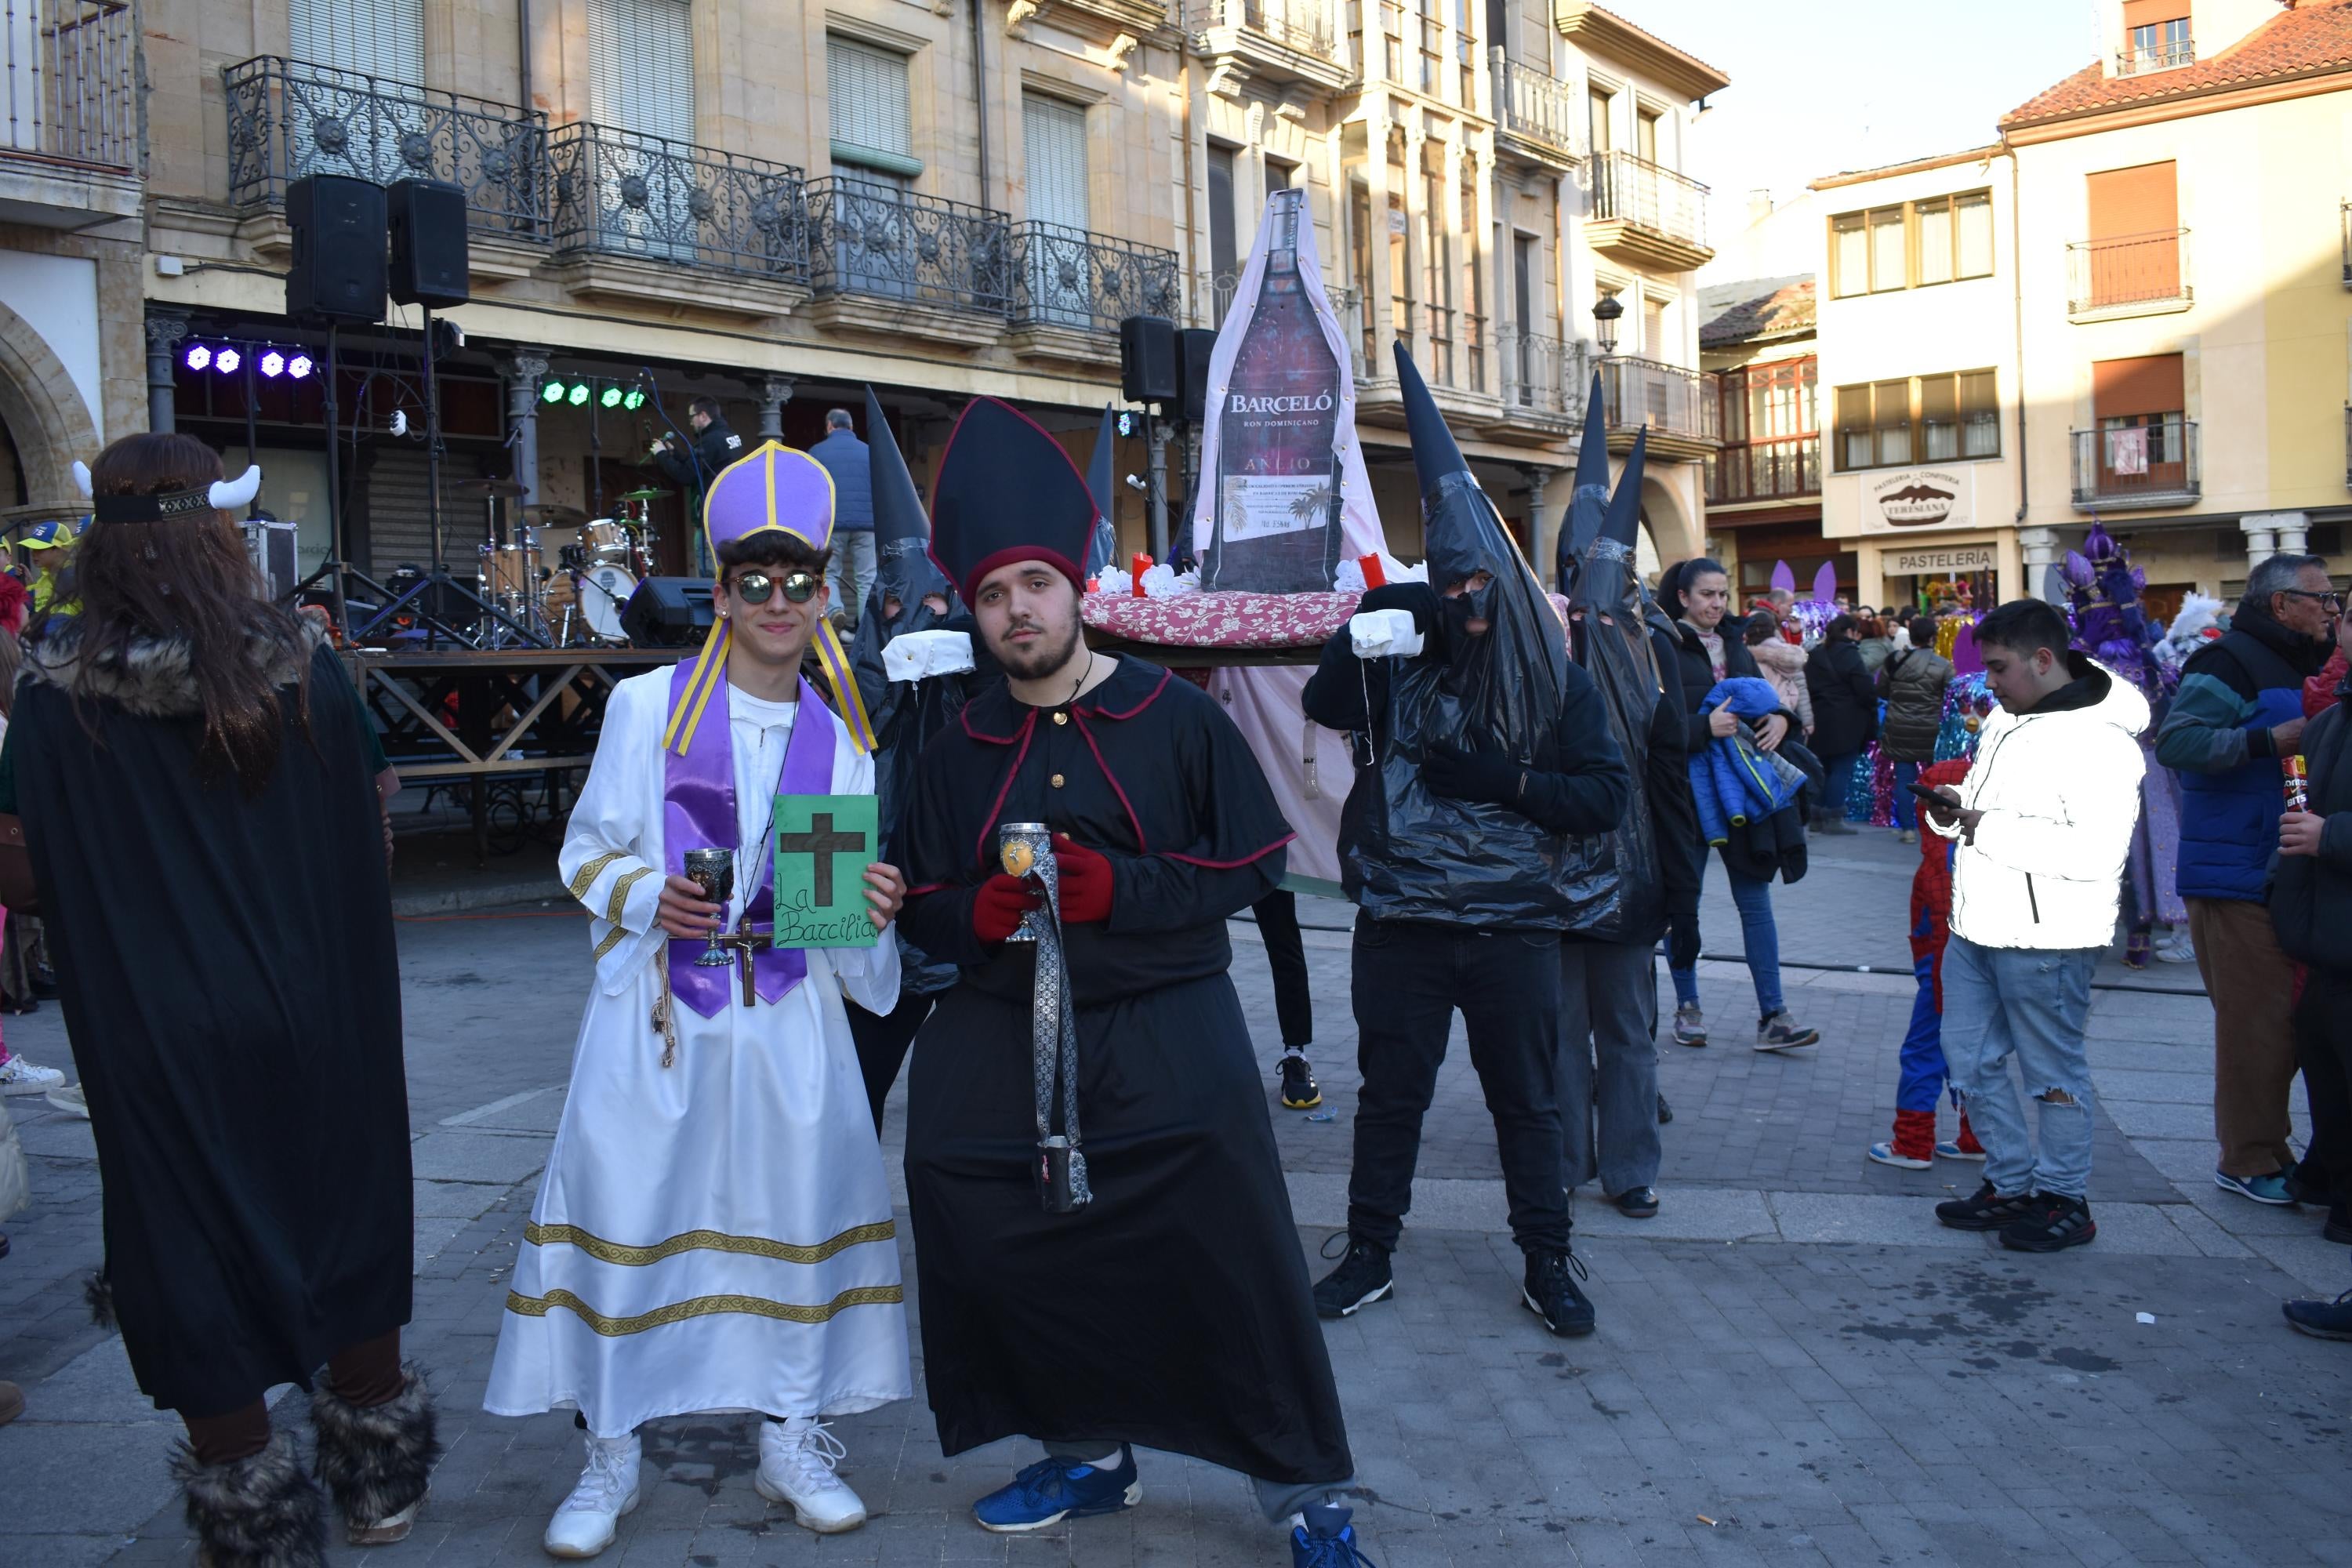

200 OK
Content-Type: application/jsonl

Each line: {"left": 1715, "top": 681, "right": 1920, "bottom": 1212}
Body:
{"left": 1592, "top": 292, "right": 1624, "bottom": 357}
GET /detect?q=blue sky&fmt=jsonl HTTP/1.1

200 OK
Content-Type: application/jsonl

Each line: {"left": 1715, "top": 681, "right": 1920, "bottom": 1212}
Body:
{"left": 1600, "top": 0, "right": 2107, "bottom": 222}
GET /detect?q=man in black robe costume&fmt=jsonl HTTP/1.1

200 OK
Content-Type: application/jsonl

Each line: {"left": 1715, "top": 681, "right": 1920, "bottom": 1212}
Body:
{"left": 891, "top": 397, "right": 1357, "bottom": 1553}
{"left": 1555, "top": 411, "right": 1702, "bottom": 1219}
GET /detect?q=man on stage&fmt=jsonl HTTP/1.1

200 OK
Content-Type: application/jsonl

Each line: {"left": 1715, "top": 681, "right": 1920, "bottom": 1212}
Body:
{"left": 890, "top": 398, "right": 1363, "bottom": 1564}
{"left": 485, "top": 441, "right": 911, "bottom": 1559}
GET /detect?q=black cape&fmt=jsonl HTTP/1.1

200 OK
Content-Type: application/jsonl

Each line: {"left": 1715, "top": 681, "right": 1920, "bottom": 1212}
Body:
{"left": 894, "top": 655, "right": 1352, "bottom": 1485}
{"left": 8, "top": 628, "right": 410, "bottom": 1417}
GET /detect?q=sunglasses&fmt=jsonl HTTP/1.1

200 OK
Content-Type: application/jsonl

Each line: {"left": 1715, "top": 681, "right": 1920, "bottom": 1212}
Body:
{"left": 731, "top": 570, "right": 819, "bottom": 606}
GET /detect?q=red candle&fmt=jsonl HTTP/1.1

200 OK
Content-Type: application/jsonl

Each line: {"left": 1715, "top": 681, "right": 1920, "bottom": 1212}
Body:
{"left": 1359, "top": 552, "right": 1387, "bottom": 589}
{"left": 1131, "top": 553, "right": 1152, "bottom": 598}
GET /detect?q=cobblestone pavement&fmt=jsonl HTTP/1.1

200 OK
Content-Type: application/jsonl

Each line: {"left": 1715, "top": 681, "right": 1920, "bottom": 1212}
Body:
{"left": 3, "top": 828, "right": 2347, "bottom": 1566}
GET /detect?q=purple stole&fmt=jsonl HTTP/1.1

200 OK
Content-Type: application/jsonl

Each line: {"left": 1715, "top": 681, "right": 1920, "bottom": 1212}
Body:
{"left": 663, "top": 666, "right": 839, "bottom": 1018}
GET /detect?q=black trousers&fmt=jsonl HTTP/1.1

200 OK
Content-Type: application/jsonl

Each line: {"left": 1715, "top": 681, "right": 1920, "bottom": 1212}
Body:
{"left": 1253, "top": 890, "right": 1314, "bottom": 1050}
{"left": 848, "top": 988, "right": 937, "bottom": 1135}
{"left": 1345, "top": 914, "right": 1570, "bottom": 1253}
{"left": 2294, "top": 967, "right": 2352, "bottom": 1221}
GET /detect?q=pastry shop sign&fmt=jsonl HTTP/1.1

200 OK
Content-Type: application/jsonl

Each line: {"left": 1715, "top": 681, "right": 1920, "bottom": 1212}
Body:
{"left": 1864, "top": 466, "right": 1973, "bottom": 534}
{"left": 1885, "top": 544, "right": 1996, "bottom": 576}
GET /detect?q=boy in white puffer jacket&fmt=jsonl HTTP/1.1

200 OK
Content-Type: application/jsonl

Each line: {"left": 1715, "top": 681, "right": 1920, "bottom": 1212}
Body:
{"left": 1919, "top": 598, "right": 2148, "bottom": 1253}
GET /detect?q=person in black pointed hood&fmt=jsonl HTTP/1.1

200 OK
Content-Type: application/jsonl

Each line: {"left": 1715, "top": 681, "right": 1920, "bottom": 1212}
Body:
{"left": 846, "top": 387, "right": 975, "bottom": 1132}
{"left": 1556, "top": 411, "right": 1702, "bottom": 1221}
{"left": 1301, "top": 343, "right": 1630, "bottom": 1341}
{"left": 889, "top": 397, "right": 1357, "bottom": 1552}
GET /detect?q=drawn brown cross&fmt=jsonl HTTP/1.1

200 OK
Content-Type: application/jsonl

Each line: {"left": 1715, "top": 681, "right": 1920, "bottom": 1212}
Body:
{"left": 775, "top": 812, "right": 865, "bottom": 906}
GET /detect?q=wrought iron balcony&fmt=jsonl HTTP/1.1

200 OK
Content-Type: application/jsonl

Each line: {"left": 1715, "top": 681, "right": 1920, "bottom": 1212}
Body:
{"left": 1598, "top": 355, "right": 1719, "bottom": 456}
{"left": 1708, "top": 436, "right": 1821, "bottom": 505}
{"left": 1185, "top": 0, "right": 1338, "bottom": 57}
{"left": 1497, "top": 328, "right": 1580, "bottom": 417}
{"left": 226, "top": 57, "right": 548, "bottom": 241}
{"left": 1009, "top": 221, "right": 1180, "bottom": 332}
{"left": 2072, "top": 420, "right": 2198, "bottom": 509}
{"left": 4, "top": 0, "right": 133, "bottom": 170}
{"left": 807, "top": 177, "right": 1009, "bottom": 314}
{"left": 1490, "top": 53, "right": 1581, "bottom": 168}
{"left": 2115, "top": 38, "right": 2194, "bottom": 76}
{"left": 1588, "top": 151, "right": 1710, "bottom": 270}
{"left": 550, "top": 124, "right": 806, "bottom": 282}
{"left": 2067, "top": 228, "right": 2192, "bottom": 319}
{"left": 1183, "top": 0, "right": 1352, "bottom": 92}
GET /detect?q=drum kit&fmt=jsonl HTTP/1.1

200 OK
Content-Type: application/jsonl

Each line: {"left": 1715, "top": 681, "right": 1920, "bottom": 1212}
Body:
{"left": 446, "top": 479, "right": 673, "bottom": 648}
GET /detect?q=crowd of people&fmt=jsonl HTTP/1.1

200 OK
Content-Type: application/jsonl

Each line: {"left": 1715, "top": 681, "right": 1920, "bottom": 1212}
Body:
{"left": 0, "top": 361, "right": 2345, "bottom": 1567}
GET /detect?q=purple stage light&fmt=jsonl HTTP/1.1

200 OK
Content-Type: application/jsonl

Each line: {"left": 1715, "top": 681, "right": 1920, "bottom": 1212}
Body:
{"left": 215, "top": 347, "right": 241, "bottom": 374}
{"left": 260, "top": 351, "right": 285, "bottom": 379}
{"left": 184, "top": 344, "right": 212, "bottom": 371}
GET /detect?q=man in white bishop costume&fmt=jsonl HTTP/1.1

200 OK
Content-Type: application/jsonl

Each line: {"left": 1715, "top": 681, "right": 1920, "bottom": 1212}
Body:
{"left": 485, "top": 441, "right": 910, "bottom": 1559}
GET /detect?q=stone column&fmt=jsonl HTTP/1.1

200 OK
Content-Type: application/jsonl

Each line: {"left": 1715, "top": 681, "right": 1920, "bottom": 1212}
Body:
{"left": 503, "top": 348, "right": 551, "bottom": 508}
{"left": 143, "top": 311, "right": 189, "bottom": 434}
{"left": 2018, "top": 525, "right": 2064, "bottom": 602}
{"left": 2241, "top": 513, "right": 2288, "bottom": 568}
{"left": 757, "top": 376, "right": 793, "bottom": 441}
{"left": 2271, "top": 510, "right": 2311, "bottom": 555}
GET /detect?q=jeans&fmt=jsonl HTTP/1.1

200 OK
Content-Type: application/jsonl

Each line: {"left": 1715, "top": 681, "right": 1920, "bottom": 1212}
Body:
{"left": 1890, "top": 760, "right": 1921, "bottom": 830}
{"left": 1253, "top": 890, "right": 1314, "bottom": 1049}
{"left": 1347, "top": 915, "right": 1570, "bottom": 1253}
{"left": 1939, "top": 935, "right": 2100, "bottom": 1200}
{"left": 1558, "top": 940, "right": 1660, "bottom": 1196}
{"left": 1818, "top": 752, "right": 1858, "bottom": 821}
{"left": 1668, "top": 864, "right": 1784, "bottom": 1019}
{"left": 826, "top": 529, "right": 878, "bottom": 622}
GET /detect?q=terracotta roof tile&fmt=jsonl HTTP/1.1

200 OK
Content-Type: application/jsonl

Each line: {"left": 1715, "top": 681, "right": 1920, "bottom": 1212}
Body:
{"left": 1699, "top": 279, "right": 1815, "bottom": 348}
{"left": 2002, "top": 1, "right": 2352, "bottom": 129}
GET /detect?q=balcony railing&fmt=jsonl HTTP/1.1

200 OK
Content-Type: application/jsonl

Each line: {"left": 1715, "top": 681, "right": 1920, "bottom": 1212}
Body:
{"left": 5, "top": 0, "right": 132, "bottom": 169}
{"left": 2115, "top": 39, "right": 2194, "bottom": 76}
{"left": 1598, "top": 355, "right": 1719, "bottom": 444}
{"left": 1707, "top": 436, "right": 1821, "bottom": 504}
{"left": 808, "top": 176, "right": 1009, "bottom": 314}
{"left": 1010, "top": 220, "right": 1180, "bottom": 332}
{"left": 1490, "top": 52, "right": 1580, "bottom": 162}
{"left": 1184, "top": 0, "right": 1337, "bottom": 57}
{"left": 227, "top": 57, "right": 547, "bottom": 240}
{"left": 551, "top": 123, "right": 805, "bottom": 281}
{"left": 1590, "top": 150, "right": 1708, "bottom": 251}
{"left": 1497, "top": 328, "right": 1582, "bottom": 418}
{"left": 2071, "top": 419, "right": 2199, "bottom": 508}
{"left": 2066, "top": 228, "right": 2191, "bottom": 316}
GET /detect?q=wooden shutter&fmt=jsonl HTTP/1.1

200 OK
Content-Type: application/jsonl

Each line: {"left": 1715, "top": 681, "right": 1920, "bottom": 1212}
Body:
{"left": 2087, "top": 162, "right": 2176, "bottom": 241}
{"left": 592, "top": 0, "right": 694, "bottom": 142}
{"left": 2122, "top": 0, "right": 2186, "bottom": 28}
{"left": 290, "top": 0, "right": 424, "bottom": 82}
{"left": 2092, "top": 354, "right": 2185, "bottom": 419}
{"left": 1642, "top": 296, "right": 1666, "bottom": 360}
{"left": 828, "top": 37, "right": 912, "bottom": 164}
{"left": 1022, "top": 96, "right": 1089, "bottom": 230}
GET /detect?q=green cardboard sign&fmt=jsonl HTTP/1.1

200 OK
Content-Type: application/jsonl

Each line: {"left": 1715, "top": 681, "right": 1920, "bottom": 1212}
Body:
{"left": 770, "top": 793, "right": 880, "bottom": 949}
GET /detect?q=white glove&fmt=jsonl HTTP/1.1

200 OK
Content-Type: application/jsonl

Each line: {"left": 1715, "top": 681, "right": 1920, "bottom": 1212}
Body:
{"left": 881, "top": 629, "right": 976, "bottom": 682}
{"left": 1349, "top": 608, "right": 1425, "bottom": 660}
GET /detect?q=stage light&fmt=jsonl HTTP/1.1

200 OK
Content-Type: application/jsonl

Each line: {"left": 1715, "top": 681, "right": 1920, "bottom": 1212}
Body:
{"left": 215, "top": 347, "right": 241, "bottom": 375}
{"left": 543, "top": 379, "right": 568, "bottom": 405}
{"left": 184, "top": 344, "right": 212, "bottom": 372}
{"left": 622, "top": 387, "right": 645, "bottom": 411}
{"left": 568, "top": 382, "right": 590, "bottom": 407}
{"left": 287, "top": 354, "right": 314, "bottom": 380}
{"left": 601, "top": 384, "right": 622, "bottom": 408}
{"left": 259, "top": 351, "right": 285, "bottom": 379}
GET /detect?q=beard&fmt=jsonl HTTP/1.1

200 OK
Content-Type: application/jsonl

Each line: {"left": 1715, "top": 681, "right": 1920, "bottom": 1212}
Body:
{"left": 992, "top": 612, "right": 1084, "bottom": 681}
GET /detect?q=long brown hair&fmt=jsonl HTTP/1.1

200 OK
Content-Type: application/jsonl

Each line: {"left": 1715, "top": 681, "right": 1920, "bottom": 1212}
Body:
{"left": 78, "top": 432, "right": 310, "bottom": 792}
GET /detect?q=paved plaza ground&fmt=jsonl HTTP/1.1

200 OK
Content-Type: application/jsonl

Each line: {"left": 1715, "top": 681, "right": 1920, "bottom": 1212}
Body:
{"left": 2, "top": 828, "right": 2347, "bottom": 1565}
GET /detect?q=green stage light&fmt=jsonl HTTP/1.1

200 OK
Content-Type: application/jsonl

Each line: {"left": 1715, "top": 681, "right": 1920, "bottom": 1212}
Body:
{"left": 542, "top": 380, "right": 567, "bottom": 405}
{"left": 622, "top": 387, "right": 645, "bottom": 411}
{"left": 601, "top": 384, "right": 623, "bottom": 408}
{"left": 568, "top": 382, "right": 591, "bottom": 407}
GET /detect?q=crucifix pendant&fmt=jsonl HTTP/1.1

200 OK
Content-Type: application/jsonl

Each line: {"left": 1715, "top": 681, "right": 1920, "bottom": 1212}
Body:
{"left": 737, "top": 940, "right": 758, "bottom": 1007}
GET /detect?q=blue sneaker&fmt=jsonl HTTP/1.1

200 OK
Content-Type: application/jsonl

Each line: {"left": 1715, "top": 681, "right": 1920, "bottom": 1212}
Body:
{"left": 971, "top": 1446, "right": 1141, "bottom": 1533}
{"left": 2215, "top": 1170, "right": 2298, "bottom": 1207}
{"left": 1292, "top": 1501, "right": 1379, "bottom": 1566}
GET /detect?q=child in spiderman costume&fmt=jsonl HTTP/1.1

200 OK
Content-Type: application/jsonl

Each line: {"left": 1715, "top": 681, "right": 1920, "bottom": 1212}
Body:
{"left": 1867, "top": 753, "right": 1987, "bottom": 1170}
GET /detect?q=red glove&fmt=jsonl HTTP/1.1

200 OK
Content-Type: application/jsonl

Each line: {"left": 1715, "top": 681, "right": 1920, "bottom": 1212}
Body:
{"left": 971, "top": 873, "right": 1040, "bottom": 944}
{"left": 1052, "top": 836, "right": 1115, "bottom": 924}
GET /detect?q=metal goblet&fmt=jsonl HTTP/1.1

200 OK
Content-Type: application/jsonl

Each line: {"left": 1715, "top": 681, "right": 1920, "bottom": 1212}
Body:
{"left": 996, "top": 822, "right": 1051, "bottom": 944}
{"left": 681, "top": 847, "right": 735, "bottom": 967}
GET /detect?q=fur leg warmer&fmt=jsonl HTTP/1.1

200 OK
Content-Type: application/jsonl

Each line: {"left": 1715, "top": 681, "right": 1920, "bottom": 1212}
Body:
{"left": 310, "top": 1363, "right": 441, "bottom": 1529}
{"left": 170, "top": 1429, "right": 326, "bottom": 1568}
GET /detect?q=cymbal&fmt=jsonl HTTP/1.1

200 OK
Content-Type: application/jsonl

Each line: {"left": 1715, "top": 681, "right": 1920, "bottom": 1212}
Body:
{"left": 616, "top": 487, "right": 671, "bottom": 502}
{"left": 456, "top": 477, "right": 530, "bottom": 499}
{"left": 522, "top": 503, "right": 591, "bottom": 528}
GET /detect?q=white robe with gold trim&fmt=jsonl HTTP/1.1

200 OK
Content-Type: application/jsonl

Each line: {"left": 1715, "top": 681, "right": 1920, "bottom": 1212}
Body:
{"left": 484, "top": 669, "right": 909, "bottom": 1436}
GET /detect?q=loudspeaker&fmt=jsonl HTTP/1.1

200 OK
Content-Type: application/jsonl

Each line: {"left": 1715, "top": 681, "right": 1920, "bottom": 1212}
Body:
{"left": 286, "top": 174, "right": 387, "bottom": 325}
{"left": 1177, "top": 327, "right": 1218, "bottom": 425}
{"left": 622, "top": 576, "right": 719, "bottom": 648}
{"left": 1119, "top": 315, "right": 1178, "bottom": 405}
{"left": 388, "top": 178, "right": 471, "bottom": 309}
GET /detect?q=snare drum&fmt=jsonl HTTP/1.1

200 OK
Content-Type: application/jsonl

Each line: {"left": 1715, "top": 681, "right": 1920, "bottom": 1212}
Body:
{"left": 582, "top": 519, "right": 634, "bottom": 568}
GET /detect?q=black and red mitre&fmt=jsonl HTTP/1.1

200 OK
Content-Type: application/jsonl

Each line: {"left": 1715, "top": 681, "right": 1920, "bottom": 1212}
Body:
{"left": 929, "top": 396, "right": 1097, "bottom": 605}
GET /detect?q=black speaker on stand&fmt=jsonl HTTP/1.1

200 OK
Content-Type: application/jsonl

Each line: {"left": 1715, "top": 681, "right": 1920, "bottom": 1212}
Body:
{"left": 284, "top": 175, "right": 387, "bottom": 636}
{"left": 389, "top": 178, "right": 470, "bottom": 308}
{"left": 1119, "top": 315, "right": 1178, "bottom": 405}
{"left": 622, "top": 578, "right": 720, "bottom": 648}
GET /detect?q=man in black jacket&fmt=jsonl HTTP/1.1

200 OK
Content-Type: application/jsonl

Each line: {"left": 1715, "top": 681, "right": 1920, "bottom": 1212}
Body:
{"left": 1806, "top": 613, "right": 1878, "bottom": 835}
{"left": 648, "top": 397, "right": 746, "bottom": 571}
{"left": 1303, "top": 347, "right": 1629, "bottom": 1338}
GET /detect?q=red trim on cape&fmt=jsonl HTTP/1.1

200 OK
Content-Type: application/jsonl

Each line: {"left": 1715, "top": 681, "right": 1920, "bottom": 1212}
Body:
{"left": 1077, "top": 662, "right": 1171, "bottom": 721}
{"left": 973, "top": 710, "right": 1040, "bottom": 866}
{"left": 1066, "top": 707, "right": 1148, "bottom": 852}
{"left": 1158, "top": 832, "right": 1298, "bottom": 870}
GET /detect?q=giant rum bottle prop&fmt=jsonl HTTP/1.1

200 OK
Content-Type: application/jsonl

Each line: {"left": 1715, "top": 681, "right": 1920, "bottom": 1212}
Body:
{"left": 1200, "top": 191, "right": 1345, "bottom": 593}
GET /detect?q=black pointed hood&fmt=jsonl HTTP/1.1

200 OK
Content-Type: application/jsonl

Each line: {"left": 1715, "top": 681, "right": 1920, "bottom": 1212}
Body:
{"left": 849, "top": 387, "right": 956, "bottom": 702}
{"left": 1083, "top": 404, "right": 1119, "bottom": 578}
{"left": 867, "top": 387, "right": 928, "bottom": 551}
{"left": 1555, "top": 372, "right": 1611, "bottom": 595}
{"left": 928, "top": 396, "right": 1094, "bottom": 605}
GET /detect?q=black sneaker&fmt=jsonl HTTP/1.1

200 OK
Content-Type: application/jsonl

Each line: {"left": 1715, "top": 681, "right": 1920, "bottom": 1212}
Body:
{"left": 1278, "top": 1052, "right": 1322, "bottom": 1110}
{"left": 2283, "top": 1288, "right": 2352, "bottom": 1341}
{"left": 1312, "top": 1236, "right": 1392, "bottom": 1319}
{"left": 1934, "top": 1181, "right": 2035, "bottom": 1232}
{"left": 1613, "top": 1187, "right": 1660, "bottom": 1219}
{"left": 1522, "top": 1247, "right": 1595, "bottom": 1337}
{"left": 2001, "top": 1192, "right": 2096, "bottom": 1252}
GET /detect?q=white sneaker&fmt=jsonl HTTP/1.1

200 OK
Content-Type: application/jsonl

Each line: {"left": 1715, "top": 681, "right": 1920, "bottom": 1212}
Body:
{"left": 0, "top": 1056, "right": 64, "bottom": 1094}
{"left": 756, "top": 1417, "right": 866, "bottom": 1534}
{"left": 543, "top": 1432, "right": 641, "bottom": 1559}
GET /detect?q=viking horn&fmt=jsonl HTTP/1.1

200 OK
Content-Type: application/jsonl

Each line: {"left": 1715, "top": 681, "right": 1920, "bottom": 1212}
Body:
{"left": 209, "top": 465, "right": 262, "bottom": 510}
{"left": 71, "top": 461, "right": 93, "bottom": 500}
